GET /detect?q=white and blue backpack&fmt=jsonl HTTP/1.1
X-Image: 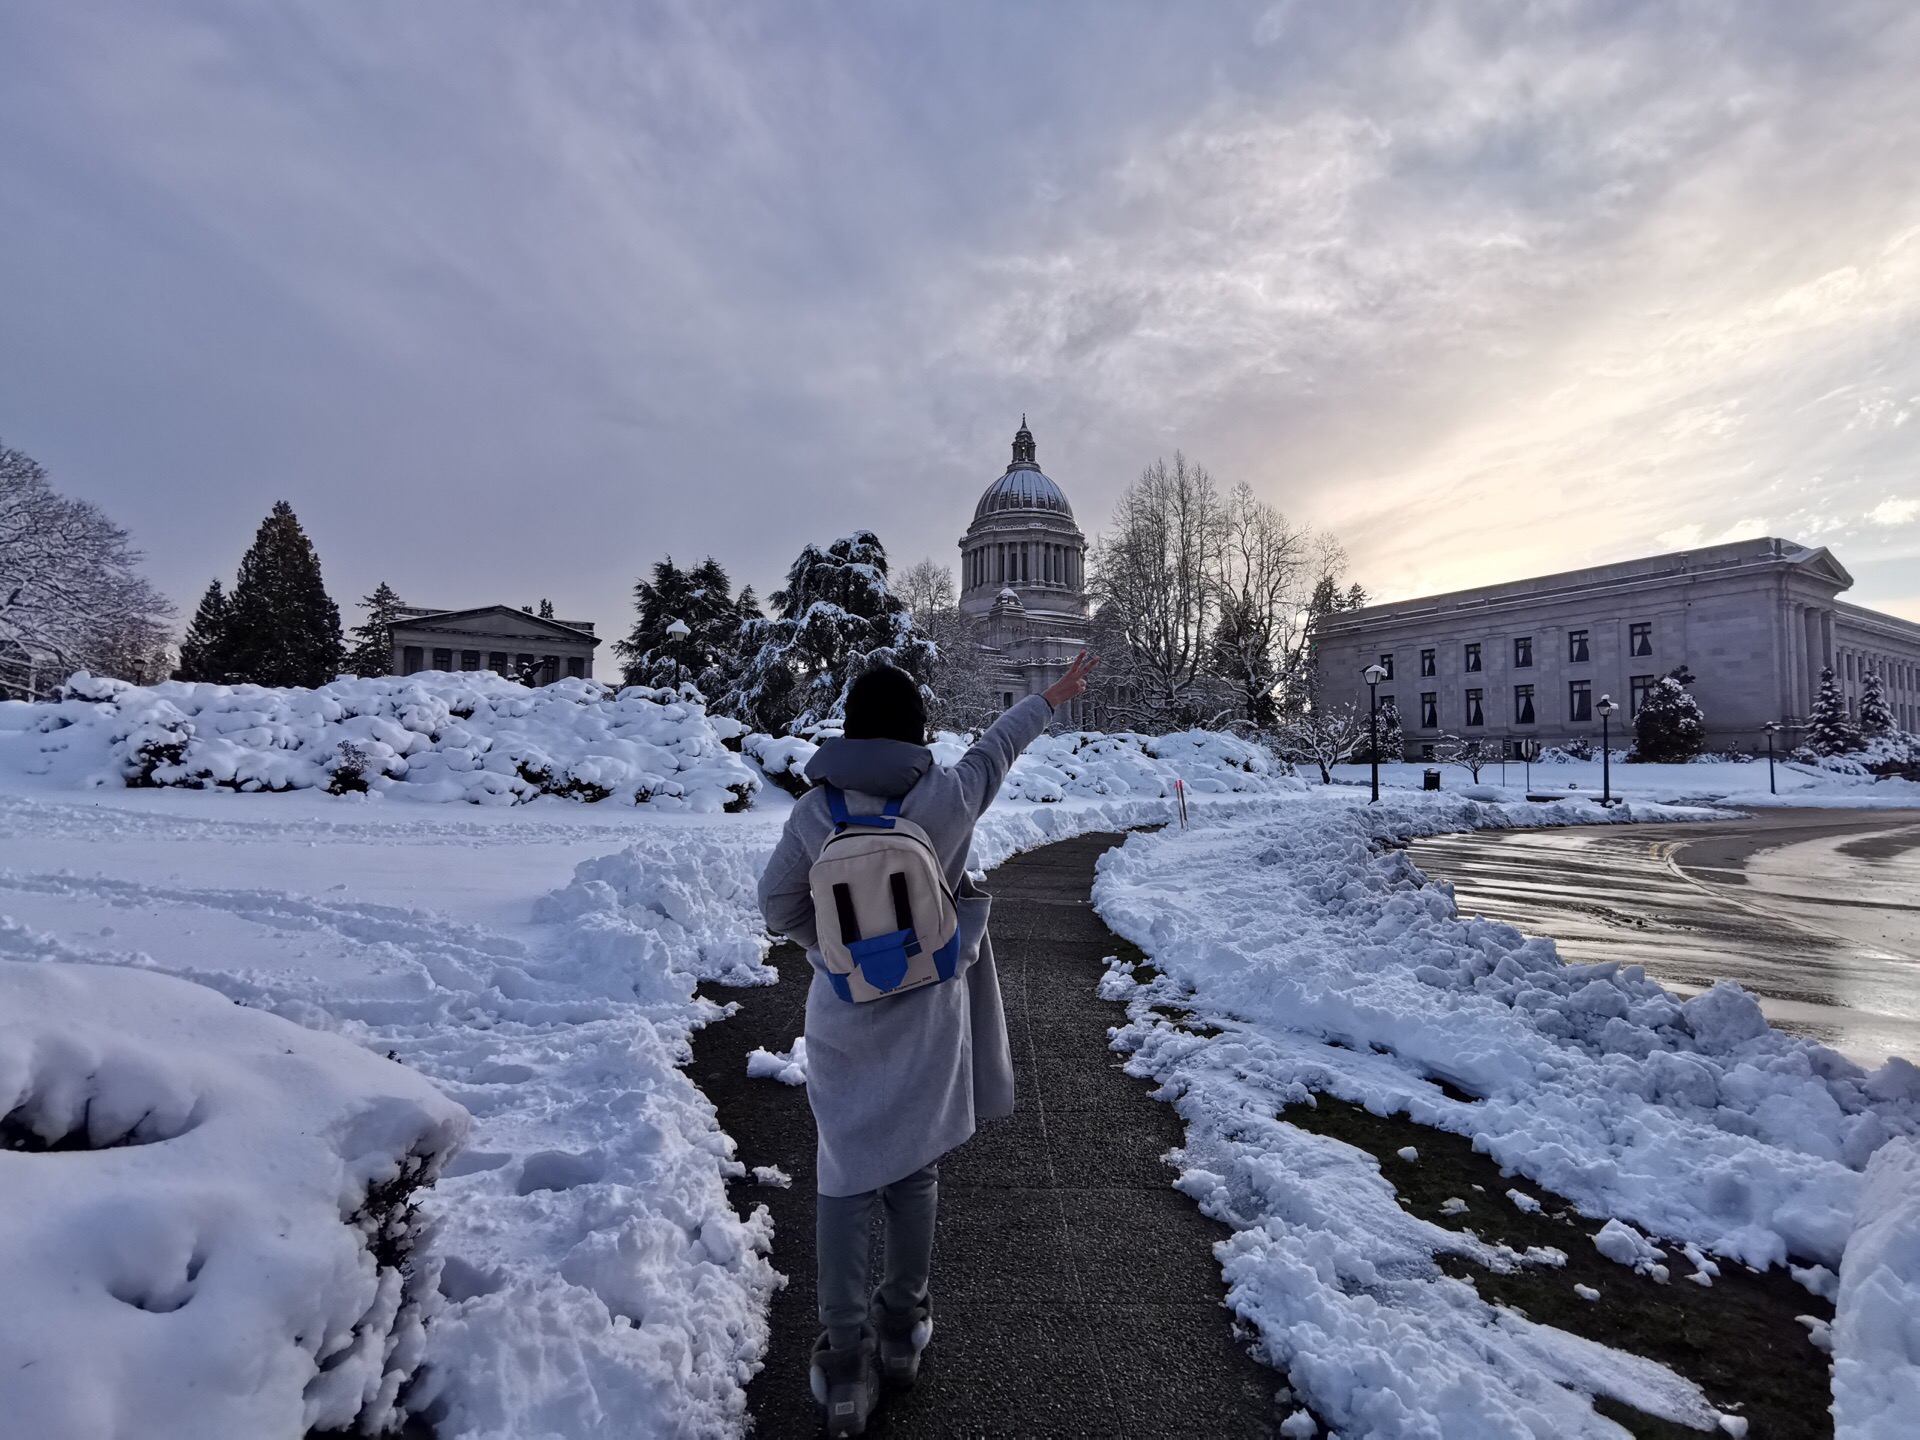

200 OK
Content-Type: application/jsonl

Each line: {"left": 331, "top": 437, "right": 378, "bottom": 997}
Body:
{"left": 809, "top": 786, "right": 961, "bottom": 1003}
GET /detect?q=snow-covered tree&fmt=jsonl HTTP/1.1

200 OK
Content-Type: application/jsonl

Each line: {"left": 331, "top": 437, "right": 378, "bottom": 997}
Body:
{"left": 1630, "top": 665, "right": 1707, "bottom": 763}
{"left": 344, "top": 582, "right": 407, "bottom": 678}
{"left": 724, "top": 531, "right": 935, "bottom": 734}
{"left": 1437, "top": 733, "right": 1502, "bottom": 783}
{"left": 1273, "top": 670, "right": 1366, "bottom": 783}
{"left": 1090, "top": 453, "right": 1226, "bottom": 724}
{"left": 1807, "top": 666, "right": 1860, "bottom": 755}
{"left": 896, "top": 558, "right": 999, "bottom": 733}
{"left": 614, "top": 556, "right": 759, "bottom": 693}
{"left": 1208, "top": 484, "right": 1310, "bottom": 729}
{"left": 0, "top": 440, "right": 173, "bottom": 699}
{"left": 220, "top": 502, "right": 343, "bottom": 688}
{"left": 1859, "top": 668, "right": 1896, "bottom": 739}
{"left": 1353, "top": 696, "right": 1405, "bottom": 763}
{"left": 174, "top": 580, "right": 231, "bottom": 682}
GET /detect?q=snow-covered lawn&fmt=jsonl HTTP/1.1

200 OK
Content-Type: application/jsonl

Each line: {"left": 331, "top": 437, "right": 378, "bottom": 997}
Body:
{"left": 1092, "top": 792, "right": 1920, "bottom": 1438}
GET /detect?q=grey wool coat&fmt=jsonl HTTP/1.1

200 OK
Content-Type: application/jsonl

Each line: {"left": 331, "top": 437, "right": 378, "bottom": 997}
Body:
{"left": 756, "top": 694, "right": 1054, "bottom": 1196}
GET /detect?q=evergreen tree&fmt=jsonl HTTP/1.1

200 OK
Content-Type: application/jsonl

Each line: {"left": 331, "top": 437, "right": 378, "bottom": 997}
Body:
{"left": 173, "top": 580, "right": 231, "bottom": 682}
{"left": 614, "top": 556, "right": 759, "bottom": 693}
{"left": 1859, "top": 668, "right": 1896, "bottom": 739}
{"left": 220, "top": 502, "right": 343, "bottom": 687}
{"left": 723, "top": 530, "right": 936, "bottom": 734}
{"left": 537, "top": 598, "right": 554, "bottom": 620}
{"left": 1630, "top": 665, "right": 1707, "bottom": 762}
{"left": 1807, "top": 665, "right": 1860, "bottom": 755}
{"left": 344, "top": 582, "right": 407, "bottom": 677}
{"left": 1354, "top": 696, "right": 1404, "bottom": 763}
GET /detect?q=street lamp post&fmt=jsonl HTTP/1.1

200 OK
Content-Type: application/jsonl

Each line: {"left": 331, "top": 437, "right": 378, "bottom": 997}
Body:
{"left": 1596, "top": 695, "right": 1618, "bottom": 805}
{"left": 665, "top": 617, "right": 691, "bottom": 690}
{"left": 1364, "top": 662, "right": 1388, "bottom": 803}
{"left": 1764, "top": 722, "right": 1780, "bottom": 795}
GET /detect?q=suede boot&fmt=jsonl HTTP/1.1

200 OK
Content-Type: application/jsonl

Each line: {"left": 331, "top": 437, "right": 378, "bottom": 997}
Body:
{"left": 809, "top": 1327, "right": 879, "bottom": 1437}
{"left": 871, "top": 1297, "right": 933, "bottom": 1389}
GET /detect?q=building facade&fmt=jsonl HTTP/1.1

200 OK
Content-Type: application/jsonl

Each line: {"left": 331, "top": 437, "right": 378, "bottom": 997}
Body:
{"left": 1314, "top": 538, "right": 1920, "bottom": 758}
{"left": 957, "top": 420, "right": 1091, "bottom": 716}
{"left": 388, "top": 605, "right": 600, "bottom": 685}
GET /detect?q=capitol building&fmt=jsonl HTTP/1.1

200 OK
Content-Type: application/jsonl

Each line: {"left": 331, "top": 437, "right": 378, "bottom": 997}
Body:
{"left": 958, "top": 419, "right": 1090, "bottom": 720}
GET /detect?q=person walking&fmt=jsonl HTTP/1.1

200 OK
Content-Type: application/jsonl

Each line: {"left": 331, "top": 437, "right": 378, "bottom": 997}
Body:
{"left": 756, "top": 651, "right": 1097, "bottom": 1436}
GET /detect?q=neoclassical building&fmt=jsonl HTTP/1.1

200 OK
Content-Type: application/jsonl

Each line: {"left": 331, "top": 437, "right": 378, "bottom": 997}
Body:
{"left": 958, "top": 420, "right": 1090, "bottom": 716}
{"left": 1314, "top": 538, "right": 1920, "bottom": 757}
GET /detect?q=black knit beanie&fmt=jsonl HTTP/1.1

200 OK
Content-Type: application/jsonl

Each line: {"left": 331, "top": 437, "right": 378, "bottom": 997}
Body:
{"left": 843, "top": 665, "right": 927, "bottom": 745}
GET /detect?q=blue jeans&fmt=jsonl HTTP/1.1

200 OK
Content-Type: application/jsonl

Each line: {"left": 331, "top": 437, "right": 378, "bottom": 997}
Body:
{"left": 816, "top": 1162, "right": 939, "bottom": 1351}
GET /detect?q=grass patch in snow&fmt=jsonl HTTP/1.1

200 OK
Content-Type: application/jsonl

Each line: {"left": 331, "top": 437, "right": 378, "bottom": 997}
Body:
{"left": 1282, "top": 1091, "right": 1832, "bottom": 1439}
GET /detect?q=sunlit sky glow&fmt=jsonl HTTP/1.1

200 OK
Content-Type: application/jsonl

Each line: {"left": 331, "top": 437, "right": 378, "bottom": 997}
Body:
{"left": 3, "top": 1, "right": 1917, "bottom": 640}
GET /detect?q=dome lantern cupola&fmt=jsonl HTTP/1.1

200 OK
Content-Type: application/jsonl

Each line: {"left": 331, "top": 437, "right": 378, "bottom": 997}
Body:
{"left": 1011, "top": 415, "right": 1037, "bottom": 469}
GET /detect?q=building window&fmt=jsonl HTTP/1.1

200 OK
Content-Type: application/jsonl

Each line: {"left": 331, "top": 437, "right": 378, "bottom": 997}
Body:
{"left": 460, "top": 650, "right": 481, "bottom": 671}
{"left": 1002, "top": 691, "right": 1014, "bottom": 708}
{"left": 1464, "top": 643, "right": 1482, "bottom": 672}
{"left": 542, "top": 655, "right": 560, "bottom": 685}
{"left": 432, "top": 648, "right": 453, "bottom": 670}
{"left": 1509, "top": 739, "right": 1532, "bottom": 759}
{"left": 1630, "top": 622, "right": 1653, "bottom": 657}
{"left": 402, "top": 646, "right": 423, "bottom": 675}
{"left": 1569, "top": 630, "right": 1590, "bottom": 663}
{"left": 488, "top": 651, "right": 508, "bottom": 672}
{"left": 1514, "top": 636, "right": 1533, "bottom": 668}
{"left": 1465, "top": 688, "right": 1484, "bottom": 726}
{"left": 566, "top": 657, "right": 585, "bottom": 679}
{"left": 1514, "top": 684, "right": 1535, "bottom": 724}
{"left": 1420, "top": 692, "right": 1438, "bottom": 729}
{"left": 1569, "top": 680, "right": 1592, "bottom": 722}
{"left": 1420, "top": 648, "right": 1435, "bottom": 677}
{"left": 1420, "top": 743, "right": 1435, "bottom": 761}
{"left": 1378, "top": 653, "right": 1394, "bottom": 680}
{"left": 1630, "top": 674, "right": 1656, "bottom": 717}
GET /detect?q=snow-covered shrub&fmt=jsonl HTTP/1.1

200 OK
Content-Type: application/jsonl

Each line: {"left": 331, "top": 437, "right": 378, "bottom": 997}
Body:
{"left": 737, "top": 724, "right": 1291, "bottom": 804}
{"left": 1629, "top": 667, "right": 1707, "bottom": 763}
{"left": 0, "top": 959, "right": 469, "bottom": 1439}
{"left": 2, "top": 672, "right": 761, "bottom": 811}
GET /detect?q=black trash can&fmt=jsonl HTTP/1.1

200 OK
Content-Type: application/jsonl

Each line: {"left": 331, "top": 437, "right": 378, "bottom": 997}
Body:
{"left": 1423, "top": 769, "right": 1442, "bottom": 791}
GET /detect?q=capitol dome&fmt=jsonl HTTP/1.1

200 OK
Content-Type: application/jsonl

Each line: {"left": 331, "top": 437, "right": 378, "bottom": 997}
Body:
{"left": 972, "top": 419, "right": 1075, "bottom": 522}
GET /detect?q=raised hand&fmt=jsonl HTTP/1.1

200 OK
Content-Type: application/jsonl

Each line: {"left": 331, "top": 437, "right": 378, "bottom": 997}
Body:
{"left": 1042, "top": 651, "right": 1099, "bottom": 708}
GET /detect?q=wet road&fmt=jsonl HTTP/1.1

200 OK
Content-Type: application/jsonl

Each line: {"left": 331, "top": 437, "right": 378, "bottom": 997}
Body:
{"left": 1411, "top": 808, "right": 1920, "bottom": 1067}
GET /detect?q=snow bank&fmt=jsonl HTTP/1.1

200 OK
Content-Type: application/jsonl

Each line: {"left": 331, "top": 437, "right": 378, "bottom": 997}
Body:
{"left": 0, "top": 958, "right": 469, "bottom": 1440}
{"left": 739, "top": 724, "right": 1297, "bottom": 807}
{"left": 0, "top": 672, "right": 759, "bottom": 810}
{"left": 1092, "top": 795, "right": 1920, "bottom": 1437}
{"left": 1832, "top": 1136, "right": 1920, "bottom": 1438}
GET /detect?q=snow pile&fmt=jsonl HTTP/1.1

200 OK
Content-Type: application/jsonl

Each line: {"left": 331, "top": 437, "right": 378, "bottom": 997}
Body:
{"left": 0, "top": 671, "right": 759, "bottom": 810}
{"left": 0, "top": 958, "right": 469, "bottom": 1440}
{"left": 1831, "top": 1136, "right": 1920, "bottom": 1437}
{"left": 1091, "top": 796, "right": 1920, "bottom": 1436}
{"left": 739, "top": 723, "right": 1300, "bottom": 807}
{"left": 405, "top": 830, "right": 781, "bottom": 1437}
{"left": 746, "top": 1037, "right": 808, "bottom": 1085}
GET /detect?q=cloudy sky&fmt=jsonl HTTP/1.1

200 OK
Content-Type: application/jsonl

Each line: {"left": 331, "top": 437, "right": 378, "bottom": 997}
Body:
{"left": 3, "top": 1, "right": 1917, "bottom": 644}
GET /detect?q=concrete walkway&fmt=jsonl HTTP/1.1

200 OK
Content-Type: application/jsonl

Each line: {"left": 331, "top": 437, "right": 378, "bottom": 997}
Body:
{"left": 689, "top": 831, "right": 1281, "bottom": 1438}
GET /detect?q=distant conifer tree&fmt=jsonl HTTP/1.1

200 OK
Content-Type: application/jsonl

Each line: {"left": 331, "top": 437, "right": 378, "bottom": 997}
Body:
{"left": 172, "top": 580, "right": 231, "bottom": 682}
{"left": 615, "top": 556, "right": 759, "bottom": 693}
{"left": 1859, "top": 669, "right": 1896, "bottom": 739}
{"left": 220, "top": 502, "right": 343, "bottom": 687}
{"left": 345, "top": 582, "right": 407, "bottom": 677}
{"left": 1806, "top": 666, "right": 1860, "bottom": 755}
{"left": 537, "top": 598, "right": 554, "bottom": 619}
